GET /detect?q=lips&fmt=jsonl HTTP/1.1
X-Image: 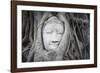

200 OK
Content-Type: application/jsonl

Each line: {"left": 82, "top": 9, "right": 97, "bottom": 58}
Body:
{"left": 49, "top": 42, "right": 59, "bottom": 46}
{"left": 49, "top": 43, "right": 59, "bottom": 49}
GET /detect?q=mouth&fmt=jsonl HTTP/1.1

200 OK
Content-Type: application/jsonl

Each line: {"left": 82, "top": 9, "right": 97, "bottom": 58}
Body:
{"left": 49, "top": 42, "right": 59, "bottom": 48}
{"left": 50, "top": 41, "right": 59, "bottom": 45}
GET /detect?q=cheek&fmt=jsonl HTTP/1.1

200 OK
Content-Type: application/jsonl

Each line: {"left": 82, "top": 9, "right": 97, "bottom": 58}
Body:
{"left": 58, "top": 34, "right": 62, "bottom": 38}
{"left": 43, "top": 33, "right": 51, "bottom": 44}
{"left": 55, "top": 34, "right": 63, "bottom": 40}
{"left": 43, "top": 33, "right": 52, "bottom": 49}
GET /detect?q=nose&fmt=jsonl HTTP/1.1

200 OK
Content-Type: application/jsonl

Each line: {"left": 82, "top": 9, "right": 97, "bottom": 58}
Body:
{"left": 52, "top": 31, "right": 57, "bottom": 39}
{"left": 51, "top": 31, "right": 60, "bottom": 42}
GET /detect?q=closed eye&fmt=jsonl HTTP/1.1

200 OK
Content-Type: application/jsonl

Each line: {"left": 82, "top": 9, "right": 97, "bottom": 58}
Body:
{"left": 46, "top": 30, "right": 53, "bottom": 34}
{"left": 57, "top": 31, "right": 63, "bottom": 34}
{"left": 56, "top": 30, "right": 64, "bottom": 34}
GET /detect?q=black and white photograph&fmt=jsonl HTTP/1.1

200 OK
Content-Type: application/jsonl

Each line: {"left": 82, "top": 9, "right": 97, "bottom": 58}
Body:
{"left": 22, "top": 11, "right": 90, "bottom": 62}
{"left": 11, "top": 1, "right": 97, "bottom": 72}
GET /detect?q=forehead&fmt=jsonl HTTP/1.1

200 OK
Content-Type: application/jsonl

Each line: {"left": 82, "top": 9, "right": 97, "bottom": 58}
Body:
{"left": 44, "top": 23, "right": 64, "bottom": 30}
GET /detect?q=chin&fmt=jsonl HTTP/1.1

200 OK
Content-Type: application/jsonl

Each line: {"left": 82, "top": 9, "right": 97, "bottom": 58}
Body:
{"left": 49, "top": 47, "right": 58, "bottom": 51}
